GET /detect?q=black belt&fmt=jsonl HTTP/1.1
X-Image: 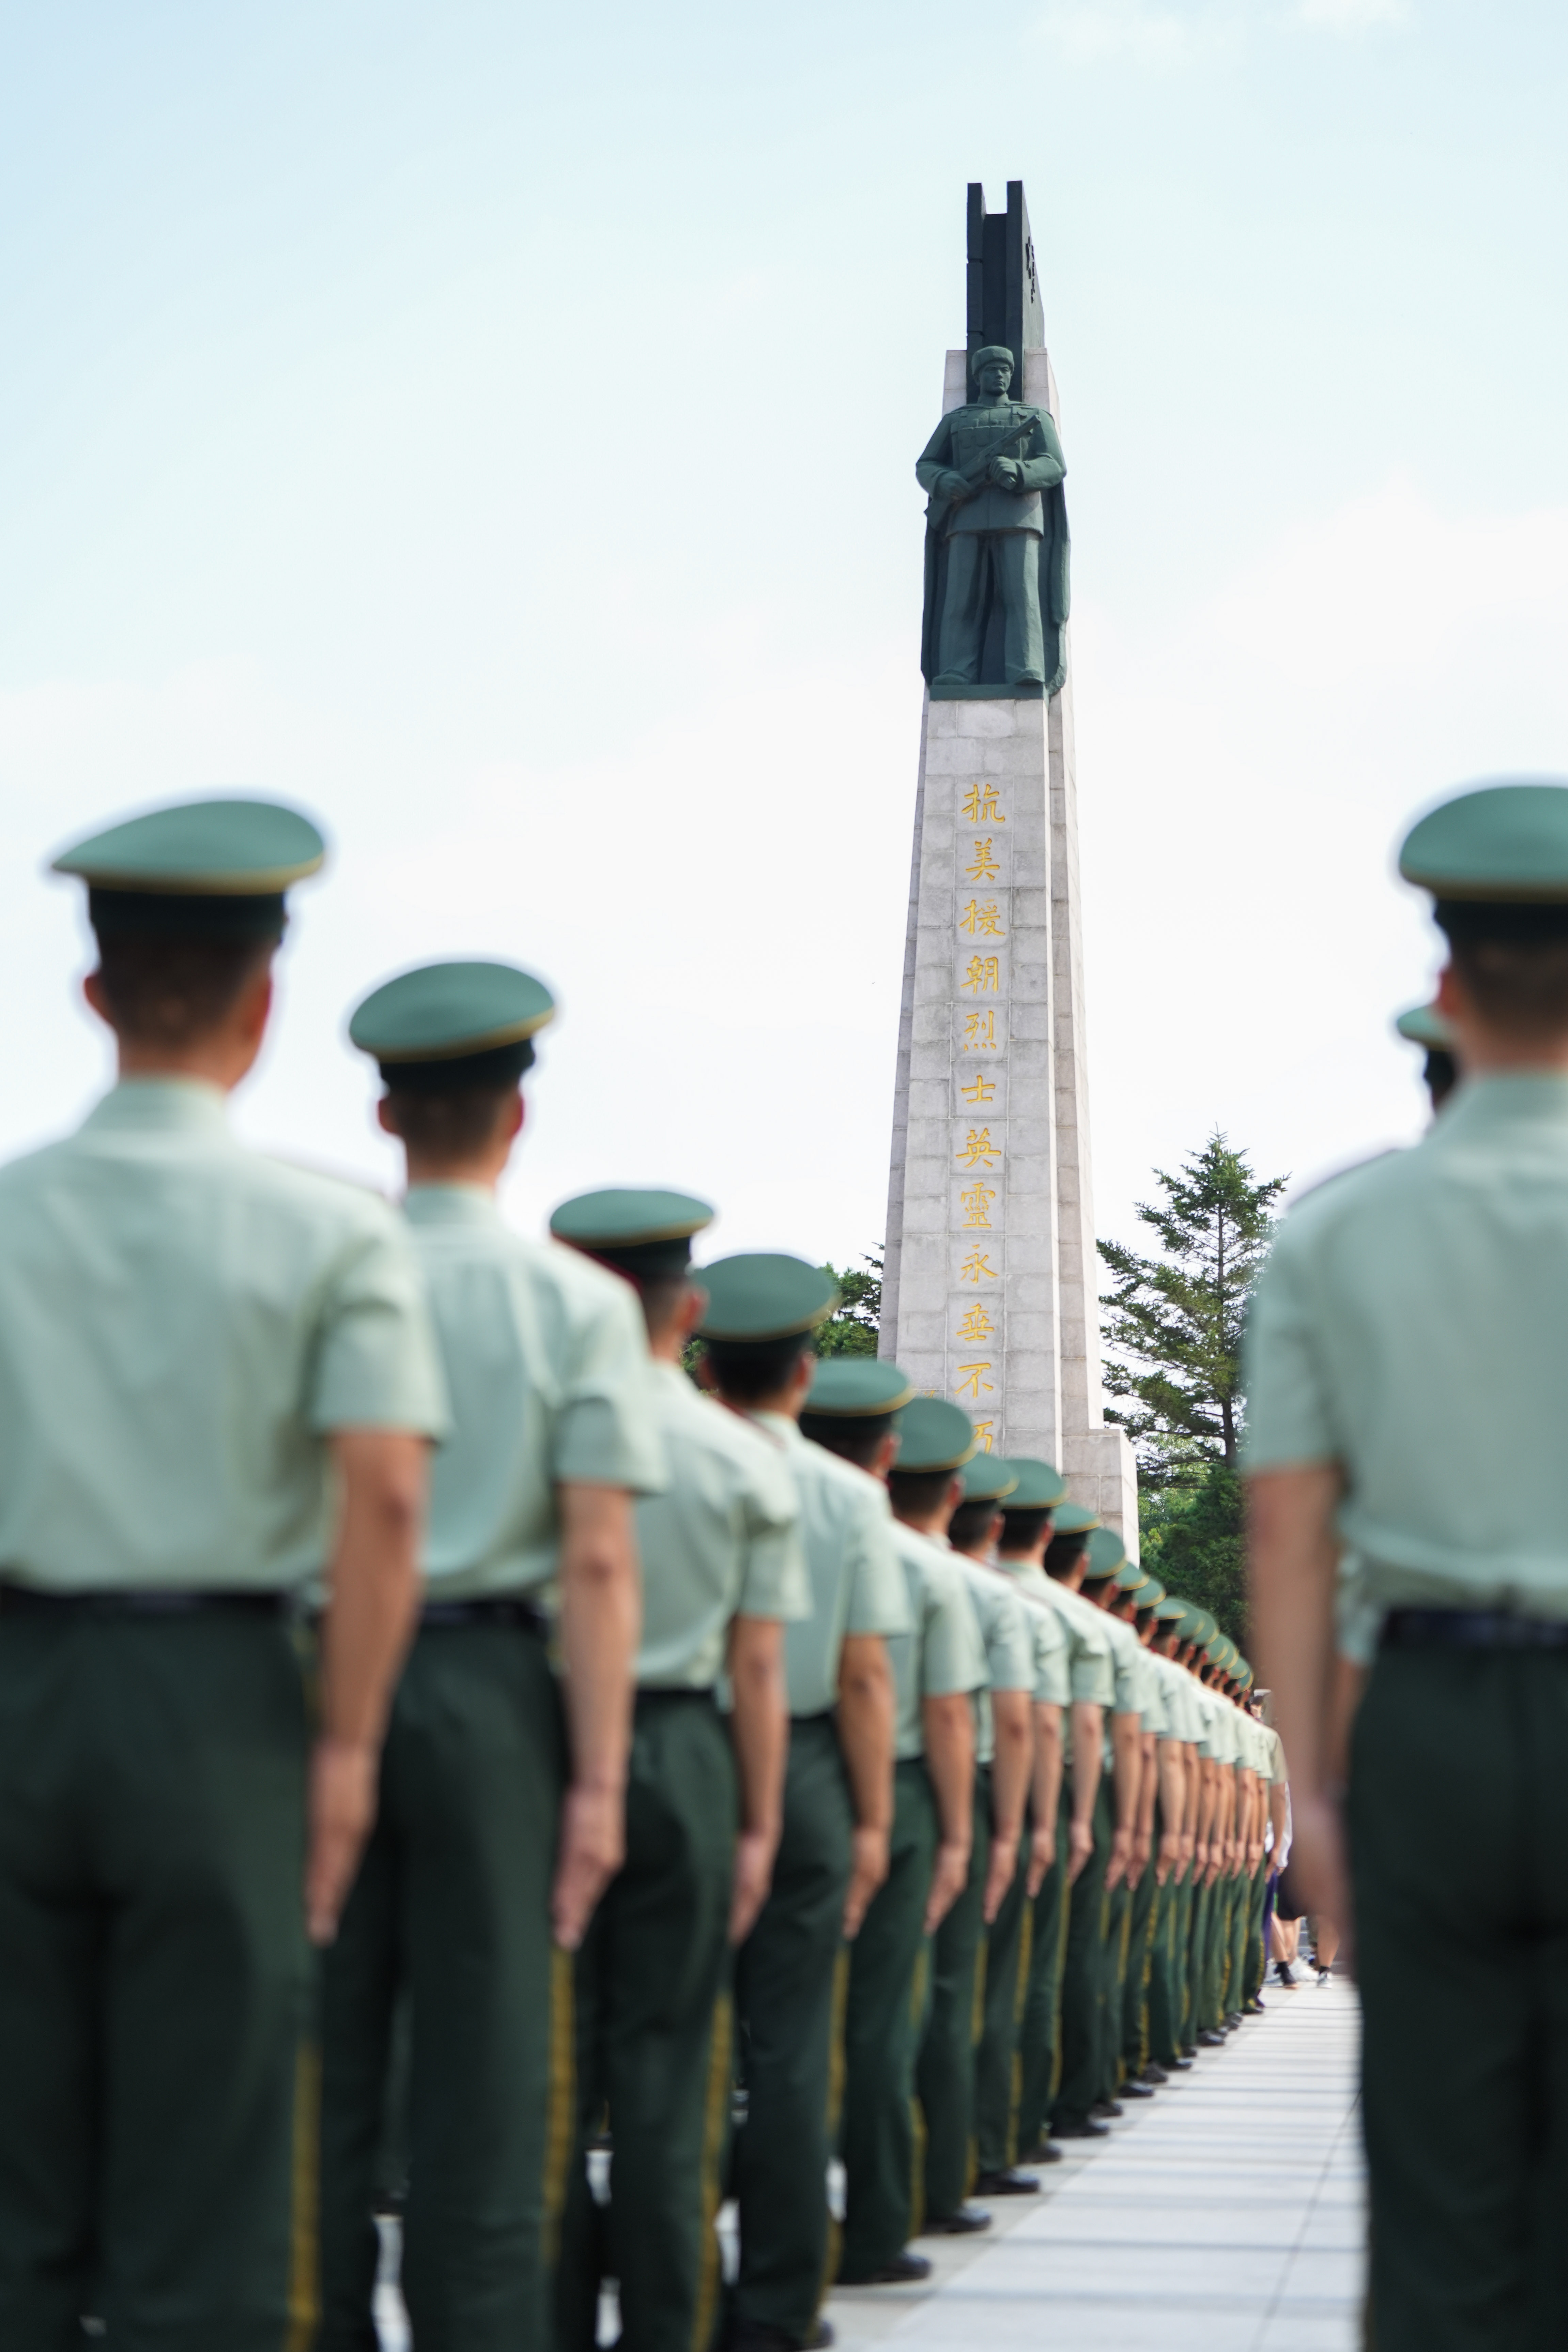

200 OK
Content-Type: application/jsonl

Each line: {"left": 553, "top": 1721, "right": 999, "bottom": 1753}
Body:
{"left": 420, "top": 1597, "right": 548, "bottom": 1635}
{"left": 790, "top": 1707, "right": 836, "bottom": 1727}
{"left": 634, "top": 1686, "right": 719, "bottom": 1712}
{"left": 1383, "top": 1607, "right": 1568, "bottom": 1652}
{"left": 0, "top": 1583, "right": 288, "bottom": 1619}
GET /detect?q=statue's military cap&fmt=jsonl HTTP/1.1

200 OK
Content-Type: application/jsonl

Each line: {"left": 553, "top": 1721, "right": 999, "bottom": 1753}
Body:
{"left": 970, "top": 343, "right": 1016, "bottom": 376}
{"left": 351, "top": 959, "right": 556, "bottom": 1089}
{"left": 53, "top": 796, "right": 325, "bottom": 941}
{"left": 1047, "top": 1499, "right": 1099, "bottom": 1535}
{"left": 894, "top": 1397, "right": 977, "bottom": 1472}
{"left": 1395, "top": 1002, "right": 1454, "bottom": 1052}
{"left": 1081, "top": 1526, "right": 1127, "bottom": 1583}
{"left": 961, "top": 1453, "right": 1020, "bottom": 1504}
{"left": 1003, "top": 1459, "right": 1069, "bottom": 1511}
{"left": 805, "top": 1359, "right": 915, "bottom": 1417}
{"left": 551, "top": 1188, "right": 714, "bottom": 1284}
{"left": 698, "top": 1254, "right": 837, "bottom": 1341}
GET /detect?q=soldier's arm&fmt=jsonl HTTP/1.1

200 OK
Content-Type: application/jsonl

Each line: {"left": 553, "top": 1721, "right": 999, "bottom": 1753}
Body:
{"left": 915, "top": 413, "right": 963, "bottom": 496}
{"left": 1029, "top": 1700, "right": 1064, "bottom": 1895}
{"left": 1156, "top": 1739, "right": 1186, "bottom": 1883}
{"left": 1068, "top": 1700, "right": 1103, "bottom": 1882}
{"left": 986, "top": 1687, "right": 1033, "bottom": 1922}
{"left": 726, "top": 1613, "right": 788, "bottom": 1945}
{"left": 553, "top": 1481, "right": 642, "bottom": 1951}
{"left": 308, "top": 1428, "right": 428, "bottom": 1945}
{"left": 1131, "top": 1727, "right": 1159, "bottom": 1886}
{"left": 1249, "top": 1462, "right": 1348, "bottom": 1929}
{"left": 1012, "top": 409, "right": 1066, "bottom": 492}
{"left": 1106, "top": 1710, "right": 1142, "bottom": 1890}
{"left": 837, "top": 1632, "right": 896, "bottom": 1939}
{"left": 921, "top": 1690, "right": 975, "bottom": 1934}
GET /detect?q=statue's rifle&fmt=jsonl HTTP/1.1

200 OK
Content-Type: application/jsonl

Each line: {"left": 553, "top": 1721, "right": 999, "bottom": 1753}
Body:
{"left": 928, "top": 409, "right": 1038, "bottom": 527}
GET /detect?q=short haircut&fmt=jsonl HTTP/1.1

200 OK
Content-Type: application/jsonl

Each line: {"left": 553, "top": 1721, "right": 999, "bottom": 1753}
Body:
{"left": 799, "top": 1410, "right": 895, "bottom": 1469}
{"left": 1042, "top": 1528, "right": 1090, "bottom": 1579}
{"left": 998, "top": 1506, "right": 1052, "bottom": 1556}
{"left": 92, "top": 935, "right": 274, "bottom": 1048}
{"left": 947, "top": 1496, "right": 1003, "bottom": 1555}
{"left": 380, "top": 1082, "right": 518, "bottom": 1158}
{"left": 702, "top": 1333, "right": 814, "bottom": 1404}
{"left": 890, "top": 1466, "right": 959, "bottom": 1524}
{"left": 1439, "top": 902, "right": 1568, "bottom": 1037}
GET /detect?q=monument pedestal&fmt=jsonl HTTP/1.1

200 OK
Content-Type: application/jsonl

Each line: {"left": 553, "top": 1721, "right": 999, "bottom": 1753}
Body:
{"left": 881, "top": 352, "right": 1137, "bottom": 1540}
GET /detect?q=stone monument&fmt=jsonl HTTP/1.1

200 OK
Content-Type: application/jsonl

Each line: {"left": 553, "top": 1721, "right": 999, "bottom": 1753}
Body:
{"left": 879, "top": 180, "right": 1138, "bottom": 1543}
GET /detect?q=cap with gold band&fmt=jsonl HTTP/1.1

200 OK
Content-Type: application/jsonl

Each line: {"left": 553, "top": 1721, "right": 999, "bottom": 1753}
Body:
{"left": 1401, "top": 780, "right": 1568, "bottom": 958}
{"left": 351, "top": 959, "right": 556, "bottom": 1090}
{"left": 1127, "top": 1573, "right": 1165, "bottom": 1608}
{"left": 1153, "top": 1596, "right": 1187, "bottom": 1624}
{"left": 551, "top": 1188, "right": 714, "bottom": 1285}
{"left": 1394, "top": 1001, "right": 1454, "bottom": 1052}
{"left": 698, "top": 1255, "right": 838, "bottom": 1342}
{"left": 961, "top": 1452, "right": 1020, "bottom": 1504}
{"left": 805, "top": 1359, "right": 916, "bottom": 1417}
{"left": 52, "top": 796, "right": 326, "bottom": 942}
{"left": 894, "top": 1397, "right": 977, "bottom": 1472}
{"left": 1081, "top": 1526, "right": 1127, "bottom": 1584}
{"left": 1002, "top": 1458, "right": 1069, "bottom": 1511}
{"left": 1046, "top": 1499, "right": 1099, "bottom": 1536}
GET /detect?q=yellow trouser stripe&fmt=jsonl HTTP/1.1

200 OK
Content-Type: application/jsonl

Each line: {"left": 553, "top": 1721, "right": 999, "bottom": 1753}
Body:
{"left": 282, "top": 2039, "right": 321, "bottom": 2352}
{"left": 691, "top": 1992, "right": 735, "bottom": 2352}
{"left": 542, "top": 1946, "right": 577, "bottom": 2269}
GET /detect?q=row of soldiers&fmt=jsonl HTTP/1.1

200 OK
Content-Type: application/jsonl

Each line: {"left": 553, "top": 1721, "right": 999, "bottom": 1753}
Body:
{"left": 0, "top": 790, "right": 1286, "bottom": 2352}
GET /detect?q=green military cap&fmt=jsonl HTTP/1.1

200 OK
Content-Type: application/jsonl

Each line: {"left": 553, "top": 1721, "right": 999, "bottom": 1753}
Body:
{"left": 1005, "top": 1458, "right": 1069, "bottom": 1510}
{"left": 1153, "top": 1596, "right": 1187, "bottom": 1624}
{"left": 352, "top": 959, "right": 555, "bottom": 1090}
{"left": 1205, "top": 1634, "right": 1236, "bottom": 1670}
{"left": 1395, "top": 1002, "right": 1454, "bottom": 1052}
{"left": 1114, "top": 1556, "right": 1148, "bottom": 1593}
{"left": 1131, "top": 1574, "right": 1166, "bottom": 1607}
{"left": 697, "top": 1254, "right": 838, "bottom": 1341}
{"left": 806, "top": 1358, "right": 915, "bottom": 1416}
{"left": 1174, "top": 1602, "right": 1216, "bottom": 1645}
{"left": 961, "top": 1452, "right": 1020, "bottom": 1504}
{"left": 1047, "top": 1499, "right": 1099, "bottom": 1534}
{"left": 1400, "top": 780, "right": 1568, "bottom": 904}
{"left": 550, "top": 1187, "right": 714, "bottom": 1283}
{"left": 894, "top": 1397, "right": 977, "bottom": 1472}
{"left": 53, "top": 796, "right": 325, "bottom": 941}
{"left": 1081, "top": 1526, "right": 1126, "bottom": 1583}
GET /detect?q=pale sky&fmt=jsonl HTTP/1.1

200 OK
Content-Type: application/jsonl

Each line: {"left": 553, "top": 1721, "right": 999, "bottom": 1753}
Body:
{"left": 2, "top": 0, "right": 1566, "bottom": 1275}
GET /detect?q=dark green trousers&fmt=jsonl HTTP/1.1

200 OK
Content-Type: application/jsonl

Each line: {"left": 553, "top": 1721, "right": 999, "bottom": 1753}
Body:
{"left": 973, "top": 1826, "right": 1031, "bottom": 2173}
{"left": 1243, "top": 1858, "right": 1270, "bottom": 2003}
{"left": 1101, "top": 1878, "right": 1132, "bottom": 2100}
{"left": 1227, "top": 1861, "right": 1250, "bottom": 2012}
{"left": 1050, "top": 1780, "right": 1113, "bottom": 2133}
{"left": 1350, "top": 1641, "right": 1568, "bottom": 2352}
{"left": 839, "top": 1758, "right": 935, "bottom": 2279}
{"left": 320, "top": 1618, "right": 567, "bottom": 2352}
{"left": 1191, "top": 1876, "right": 1219, "bottom": 2033}
{"left": 1122, "top": 1865, "right": 1160, "bottom": 2078}
{"left": 0, "top": 1607, "right": 311, "bottom": 2352}
{"left": 1015, "top": 1802, "right": 1071, "bottom": 2155}
{"left": 916, "top": 1765, "right": 991, "bottom": 2220}
{"left": 558, "top": 1691, "right": 736, "bottom": 2352}
{"left": 729, "top": 1715, "right": 852, "bottom": 2344}
{"left": 1147, "top": 1862, "right": 1186, "bottom": 2066}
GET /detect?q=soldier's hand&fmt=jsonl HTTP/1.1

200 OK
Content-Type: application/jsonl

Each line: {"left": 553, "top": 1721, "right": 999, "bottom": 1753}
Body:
{"left": 728, "top": 1828, "right": 777, "bottom": 1947}
{"left": 552, "top": 1783, "right": 625, "bottom": 1951}
{"left": 1288, "top": 1794, "right": 1353, "bottom": 1966}
{"left": 305, "top": 1735, "right": 381, "bottom": 1946}
{"left": 843, "top": 1824, "right": 891, "bottom": 1939}
{"left": 1157, "top": 1828, "right": 1183, "bottom": 1886}
{"left": 1027, "top": 1823, "right": 1056, "bottom": 1896}
{"left": 988, "top": 456, "right": 1022, "bottom": 488}
{"left": 925, "top": 1837, "right": 971, "bottom": 1934}
{"left": 982, "top": 1831, "right": 1019, "bottom": 1924}
{"left": 1106, "top": 1825, "right": 1133, "bottom": 1891}
{"left": 1066, "top": 1816, "right": 1094, "bottom": 1884}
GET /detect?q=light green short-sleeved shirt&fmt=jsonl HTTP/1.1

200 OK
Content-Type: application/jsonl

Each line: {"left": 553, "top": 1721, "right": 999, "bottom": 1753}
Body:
{"left": 1140, "top": 1647, "right": 1184, "bottom": 1740}
{"left": 953, "top": 1552, "right": 1036, "bottom": 1766}
{"left": 1004, "top": 1568, "right": 1116, "bottom": 1710}
{"left": 1095, "top": 1605, "right": 1146, "bottom": 1721}
{"left": 1245, "top": 1076, "right": 1568, "bottom": 1616}
{"left": 1158, "top": 1657, "right": 1204, "bottom": 1745}
{"left": 1260, "top": 1723, "right": 1289, "bottom": 1786}
{"left": 752, "top": 1416, "right": 912, "bottom": 1716}
{"left": 0, "top": 1081, "right": 447, "bottom": 1595}
{"left": 406, "top": 1188, "right": 665, "bottom": 1599}
{"left": 889, "top": 1523, "right": 989, "bottom": 1762}
{"left": 636, "top": 1367, "right": 810, "bottom": 1689}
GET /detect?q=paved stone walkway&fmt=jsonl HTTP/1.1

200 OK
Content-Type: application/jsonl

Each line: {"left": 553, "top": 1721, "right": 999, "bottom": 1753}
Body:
{"left": 824, "top": 1974, "right": 1364, "bottom": 2352}
{"left": 375, "top": 1974, "right": 1363, "bottom": 2350}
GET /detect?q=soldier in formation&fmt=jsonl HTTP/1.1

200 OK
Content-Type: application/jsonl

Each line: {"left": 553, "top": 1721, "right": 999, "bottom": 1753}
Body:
{"left": 0, "top": 790, "right": 1291, "bottom": 2352}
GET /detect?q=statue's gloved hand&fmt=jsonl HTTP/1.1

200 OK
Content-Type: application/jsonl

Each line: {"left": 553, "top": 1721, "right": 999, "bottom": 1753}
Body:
{"left": 936, "top": 468, "right": 968, "bottom": 499}
{"left": 987, "top": 456, "right": 1023, "bottom": 489}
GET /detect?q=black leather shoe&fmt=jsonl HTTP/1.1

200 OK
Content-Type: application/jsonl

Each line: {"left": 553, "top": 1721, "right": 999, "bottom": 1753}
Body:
{"left": 973, "top": 2167, "right": 1040, "bottom": 2195}
{"left": 1017, "top": 2139, "right": 1064, "bottom": 2164}
{"left": 1052, "top": 2116, "right": 1111, "bottom": 2139}
{"left": 1245, "top": 1996, "right": 1265, "bottom": 2014}
{"left": 1089, "top": 2099, "right": 1123, "bottom": 2120}
{"left": 837, "top": 2251, "right": 933, "bottom": 2286}
{"left": 1197, "top": 2028, "right": 1226, "bottom": 2047}
{"left": 1167, "top": 2055, "right": 1195, "bottom": 2070}
{"left": 920, "top": 2205, "right": 992, "bottom": 2236}
{"left": 1225, "top": 2012, "right": 1243, "bottom": 2029}
{"left": 1182, "top": 2043, "right": 1199, "bottom": 2058}
{"left": 1119, "top": 2077, "right": 1155, "bottom": 2099}
{"left": 721, "top": 2323, "right": 798, "bottom": 2351}
{"left": 1142, "top": 2062, "right": 1169, "bottom": 2084}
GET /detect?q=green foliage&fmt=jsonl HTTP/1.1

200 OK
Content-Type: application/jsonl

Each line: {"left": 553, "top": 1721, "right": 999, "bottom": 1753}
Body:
{"left": 1138, "top": 1465, "right": 1247, "bottom": 1648}
{"left": 814, "top": 1251, "right": 883, "bottom": 1358}
{"left": 1098, "top": 1132, "right": 1286, "bottom": 1484}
